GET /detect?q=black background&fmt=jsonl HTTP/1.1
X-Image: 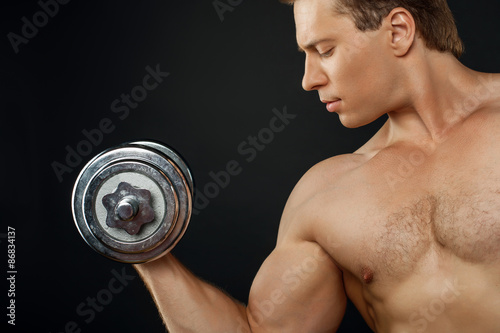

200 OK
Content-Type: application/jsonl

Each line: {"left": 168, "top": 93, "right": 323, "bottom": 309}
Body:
{"left": 1, "top": 1, "right": 499, "bottom": 332}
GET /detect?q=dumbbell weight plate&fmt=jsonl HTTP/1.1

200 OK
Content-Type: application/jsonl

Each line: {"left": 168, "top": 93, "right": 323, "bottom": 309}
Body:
{"left": 72, "top": 141, "right": 193, "bottom": 263}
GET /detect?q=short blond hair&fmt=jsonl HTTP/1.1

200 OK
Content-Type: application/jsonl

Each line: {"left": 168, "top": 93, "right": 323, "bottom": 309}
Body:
{"left": 280, "top": 0, "right": 464, "bottom": 58}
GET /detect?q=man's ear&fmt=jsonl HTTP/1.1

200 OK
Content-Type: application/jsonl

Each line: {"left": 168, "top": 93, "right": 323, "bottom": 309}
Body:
{"left": 385, "top": 7, "right": 416, "bottom": 57}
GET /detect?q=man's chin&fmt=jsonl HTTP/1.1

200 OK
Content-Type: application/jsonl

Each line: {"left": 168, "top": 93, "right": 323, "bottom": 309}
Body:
{"left": 338, "top": 112, "right": 380, "bottom": 129}
{"left": 338, "top": 114, "right": 364, "bottom": 129}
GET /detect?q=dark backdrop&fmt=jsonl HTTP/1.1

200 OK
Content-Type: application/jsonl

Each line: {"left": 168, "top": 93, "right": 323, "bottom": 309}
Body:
{"left": 1, "top": 1, "right": 499, "bottom": 332}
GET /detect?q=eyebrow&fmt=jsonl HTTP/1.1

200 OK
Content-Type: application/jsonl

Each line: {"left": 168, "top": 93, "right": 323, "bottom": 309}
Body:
{"left": 297, "top": 38, "right": 336, "bottom": 52}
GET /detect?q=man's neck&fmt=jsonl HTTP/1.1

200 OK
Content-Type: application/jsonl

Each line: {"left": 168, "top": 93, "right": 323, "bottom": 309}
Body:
{"left": 384, "top": 51, "right": 488, "bottom": 147}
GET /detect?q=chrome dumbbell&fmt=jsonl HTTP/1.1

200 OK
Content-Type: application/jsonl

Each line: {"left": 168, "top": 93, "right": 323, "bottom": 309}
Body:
{"left": 72, "top": 141, "right": 193, "bottom": 263}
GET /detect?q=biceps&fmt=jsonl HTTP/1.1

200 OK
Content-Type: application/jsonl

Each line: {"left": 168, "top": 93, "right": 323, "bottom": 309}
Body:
{"left": 247, "top": 241, "right": 346, "bottom": 332}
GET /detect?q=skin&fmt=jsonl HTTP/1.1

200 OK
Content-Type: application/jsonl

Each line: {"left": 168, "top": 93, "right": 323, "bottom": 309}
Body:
{"left": 135, "top": 0, "right": 500, "bottom": 331}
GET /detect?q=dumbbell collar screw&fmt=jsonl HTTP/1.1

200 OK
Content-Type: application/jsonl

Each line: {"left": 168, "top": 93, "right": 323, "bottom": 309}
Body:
{"left": 102, "top": 182, "right": 155, "bottom": 235}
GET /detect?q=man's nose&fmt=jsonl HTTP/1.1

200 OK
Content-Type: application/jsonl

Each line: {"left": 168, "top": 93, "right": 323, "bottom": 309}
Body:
{"left": 302, "top": 56, "right": 327, "bottom": 91}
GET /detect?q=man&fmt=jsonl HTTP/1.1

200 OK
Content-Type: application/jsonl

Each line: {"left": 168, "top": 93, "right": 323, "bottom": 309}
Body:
{"left": 135, "top": 0, "right": 500, "bottom": 331}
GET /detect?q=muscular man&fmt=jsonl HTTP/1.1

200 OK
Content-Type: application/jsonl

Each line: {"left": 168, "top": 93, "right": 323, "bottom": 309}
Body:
{"left": 135, "top": 0, "right": 500, "bottom": 331}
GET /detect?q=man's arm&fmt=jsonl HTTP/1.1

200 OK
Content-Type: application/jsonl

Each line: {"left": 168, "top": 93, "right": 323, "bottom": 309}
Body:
{"left": 247, "top": 240, "right": 346, "bottom": 331}
{"left": 135, "top": 241, "right": 345, "bottom": 332}
{"left": 134, "top": 254, "right": 249, "bottom": 332}
{"left": 134, "top": 162, "right": 348, "bottom": 332}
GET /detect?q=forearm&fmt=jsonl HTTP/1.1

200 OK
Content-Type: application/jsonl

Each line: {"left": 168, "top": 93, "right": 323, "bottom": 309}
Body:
{"left": 134, "top": 254, "right": 251, "bottom": 333}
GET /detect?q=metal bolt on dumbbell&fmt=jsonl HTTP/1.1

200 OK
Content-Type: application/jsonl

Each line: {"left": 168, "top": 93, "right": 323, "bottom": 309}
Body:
{"left": 71, "top": 141, "right": 194, "bottom": 263}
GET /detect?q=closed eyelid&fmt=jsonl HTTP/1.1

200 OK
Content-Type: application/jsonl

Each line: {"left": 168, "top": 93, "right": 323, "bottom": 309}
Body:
{"left": 319, "top": 46, "right": 335, "bottom": 54}
{"left": 297, "top": 38, "right": 336, "bottom": 53}
{"left": 319, "top": 48, "right": 335, "bottom": 58}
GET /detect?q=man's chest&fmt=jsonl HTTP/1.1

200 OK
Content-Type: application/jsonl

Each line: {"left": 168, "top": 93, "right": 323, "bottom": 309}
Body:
{"left": 317, "top": 142, "right": 500, "bottom": 282}
{"left": 365, "top": 186, "right": 500, "bottom": 277}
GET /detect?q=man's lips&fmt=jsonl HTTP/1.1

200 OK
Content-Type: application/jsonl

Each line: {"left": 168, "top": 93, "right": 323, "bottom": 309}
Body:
{"left": 322, "top": 99, "right": 342, "bottom": 113}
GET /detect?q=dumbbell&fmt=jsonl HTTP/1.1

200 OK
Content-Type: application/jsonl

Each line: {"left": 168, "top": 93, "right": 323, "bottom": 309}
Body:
{"left": 71, "top": 141, "right": 193, "bottom": 264}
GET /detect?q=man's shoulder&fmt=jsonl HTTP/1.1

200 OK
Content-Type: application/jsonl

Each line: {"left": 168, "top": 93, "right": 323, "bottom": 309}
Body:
{"left": 277, "top": 153, "right": 365, "bottom": 244}
{"left": 463, "top": 104, "right": 500, "bottom": 137}
{"left": 284, "top": 153, "right": 366, "bottom": 213}
{"left": 304, "top": 153, "right": 365, "bottom": 182}
{"left": 467, "top": 73, "right": 500, "bottom": 123}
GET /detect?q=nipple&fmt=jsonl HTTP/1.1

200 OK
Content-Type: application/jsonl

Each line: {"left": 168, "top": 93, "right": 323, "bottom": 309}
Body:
{"left": 361, "top": 266, "right": 374, "bottom": 284}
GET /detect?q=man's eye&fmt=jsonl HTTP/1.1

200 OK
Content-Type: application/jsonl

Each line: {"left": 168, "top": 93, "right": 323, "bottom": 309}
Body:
{"left": 319, "top": 48, "right": 334, "bottom": 58}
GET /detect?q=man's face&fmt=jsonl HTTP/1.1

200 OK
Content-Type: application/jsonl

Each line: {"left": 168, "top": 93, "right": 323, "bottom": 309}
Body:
{"left": 295, "top": 0, "right": 402, "bottom": 128}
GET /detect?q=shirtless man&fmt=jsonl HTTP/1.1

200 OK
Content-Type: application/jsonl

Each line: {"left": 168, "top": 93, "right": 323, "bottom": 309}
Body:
{"left": 134, "top": 0, "right": 500, "bottom": 331}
